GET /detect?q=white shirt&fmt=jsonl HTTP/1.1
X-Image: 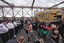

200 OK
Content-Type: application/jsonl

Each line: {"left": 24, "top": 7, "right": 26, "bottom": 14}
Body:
{"left": 6, "top": 22, "right": 15, "bottom": 29}
{"left": 0, "top": 23, "right": 8, "bottom": 34}
{"left": 13, "top": 21, "right": 17, "bottom": 27}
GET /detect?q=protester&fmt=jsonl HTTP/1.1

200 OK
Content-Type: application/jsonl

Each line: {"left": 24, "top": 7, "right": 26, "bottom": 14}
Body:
{"left": 46, "top": 24, "right": 62, "bottom": 43}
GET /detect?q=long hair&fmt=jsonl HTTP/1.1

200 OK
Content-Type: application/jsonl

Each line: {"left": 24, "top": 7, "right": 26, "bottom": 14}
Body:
{"left": 17, "top": 36, "right": 24, "bottom": 43}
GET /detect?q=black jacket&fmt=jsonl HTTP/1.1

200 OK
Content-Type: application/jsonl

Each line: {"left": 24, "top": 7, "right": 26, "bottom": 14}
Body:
{"left": 6, "top": 39, "right": 18, "bottom": 43}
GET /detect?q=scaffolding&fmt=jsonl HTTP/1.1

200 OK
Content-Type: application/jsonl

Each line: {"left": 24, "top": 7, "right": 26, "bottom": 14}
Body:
{"left": 0, "top": 0, "right": 64, "bottom": 17}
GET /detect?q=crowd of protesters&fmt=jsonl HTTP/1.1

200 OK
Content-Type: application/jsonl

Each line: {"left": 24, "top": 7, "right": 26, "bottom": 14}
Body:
{"left": 0, "top": 16, "right": 64, "bottom": 43}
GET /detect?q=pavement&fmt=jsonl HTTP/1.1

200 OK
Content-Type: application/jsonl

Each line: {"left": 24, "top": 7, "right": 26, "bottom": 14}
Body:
{"left": 0, "top": 29, "right": 63, "bottom": 43}
{"left": 16, "top": 29, "right": 64, "bottom": 43}
{"left": 16, "top": 29, "right": 40, "bottom": 43}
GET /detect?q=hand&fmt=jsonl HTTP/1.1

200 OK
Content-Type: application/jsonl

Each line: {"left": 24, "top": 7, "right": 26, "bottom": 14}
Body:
{"left": 51, "top": 24, "right": 56, "bottom": 29}
{"left": 60, "top": 37, "right": 62, "bottom": 40}
{"left": 40, "top": 38, "right": 44, "bottom": 43}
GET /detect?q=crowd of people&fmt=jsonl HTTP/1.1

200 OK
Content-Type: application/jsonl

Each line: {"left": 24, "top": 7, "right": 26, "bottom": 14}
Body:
{"left": 0, "top": 19, "right": 20, "bottom": 43}
{"left": 0, "top": 17, "right": 64, "bottom": 43}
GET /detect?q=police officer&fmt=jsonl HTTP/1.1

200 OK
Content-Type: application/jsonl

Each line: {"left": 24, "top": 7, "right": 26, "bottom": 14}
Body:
{"left": 0, "top": 20, "right": 9, "bottom": 43}
{"left": 6, "top": 20, "right": 15, "bottom": 39}
{"left": 13, "top": 20, "right": 18, "bottom": 35}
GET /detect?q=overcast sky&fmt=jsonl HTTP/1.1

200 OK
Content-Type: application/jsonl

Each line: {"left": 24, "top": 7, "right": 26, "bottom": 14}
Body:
{"left": 0, "top": 0, "right": 64, "bottom": 17}
{"left": 0, "top": 0, "right": 64, "bottom": 7}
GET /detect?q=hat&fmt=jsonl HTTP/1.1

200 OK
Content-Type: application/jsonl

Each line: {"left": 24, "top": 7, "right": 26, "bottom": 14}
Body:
{"left": 0, "top": 20, "right": 2, "bottom": 23}
{"left": 1, "top": 20, "right": 7, "bottom": 23}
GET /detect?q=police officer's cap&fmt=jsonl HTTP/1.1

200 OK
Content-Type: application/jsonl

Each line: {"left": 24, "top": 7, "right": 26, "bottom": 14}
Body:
{"left": 0, "top": 20, "right": 3, "bottom": 23}
{"left": 8, "top": 20, "right": 13, "bottom": 22}
{"left": 1, "top": 20, "right": 7, "bottom": 23}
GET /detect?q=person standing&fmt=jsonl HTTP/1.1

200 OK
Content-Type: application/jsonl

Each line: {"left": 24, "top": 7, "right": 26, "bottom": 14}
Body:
{"left": 27, "top": 20, "right": 33, "bottom": 32}
{"left": 46, "top": 24, "right": 62, "bottom": 43}
{"left": 6, "top": 20, "right": 15, "bottom": 39}
{"left": 13, "top": 20, "right": 18, "bottom": 35}
{"left": 20, "top": 18, "right": 24, "bottom": 29}
{"left": 0, "top": 20, "right": 9, "bottom": 43}
{"left": 38, "top": 20, "right": 44, "bottom": 38}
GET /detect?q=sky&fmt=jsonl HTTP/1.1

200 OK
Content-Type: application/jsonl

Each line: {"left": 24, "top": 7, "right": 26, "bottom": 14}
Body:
{"left": 0, "top": 0, "right": 64, "bottom": 7}
{"left": 0, "top": 0, "right": 64, "bottom": 17}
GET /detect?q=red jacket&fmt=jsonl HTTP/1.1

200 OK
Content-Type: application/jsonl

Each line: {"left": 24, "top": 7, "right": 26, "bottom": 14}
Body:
{"left": 43, "top": 26, "right": 52, "bottom": 31}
